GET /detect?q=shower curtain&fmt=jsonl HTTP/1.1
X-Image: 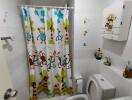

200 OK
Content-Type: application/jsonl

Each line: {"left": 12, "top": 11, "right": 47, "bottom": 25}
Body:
{"left": 21, "top": 7, "right": 73, "bottom": 100}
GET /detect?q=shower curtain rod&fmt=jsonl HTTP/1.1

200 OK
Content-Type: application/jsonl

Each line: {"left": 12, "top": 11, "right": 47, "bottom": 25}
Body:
{"left": 18, "top": 5, "right": 74, "bottom": 9}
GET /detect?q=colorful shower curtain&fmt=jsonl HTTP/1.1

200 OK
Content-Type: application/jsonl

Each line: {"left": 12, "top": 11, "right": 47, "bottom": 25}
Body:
{"left": 21, "top": 7, "right": 73, "bottom": 100}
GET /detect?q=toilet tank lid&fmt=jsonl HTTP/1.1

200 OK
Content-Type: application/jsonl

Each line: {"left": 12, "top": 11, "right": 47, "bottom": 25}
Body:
{"left": 93, "top": 74, "right": 115, "bottom": 90}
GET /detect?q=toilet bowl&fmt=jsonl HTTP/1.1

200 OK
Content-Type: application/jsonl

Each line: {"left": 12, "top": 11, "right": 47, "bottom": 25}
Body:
{"left": 110, "top": 96, "right": 132, "bottom": 100}
{"left": 66, "top": 94, "right": 88, "bottom": 100}
{"left": 66, "top": 74, "right": 116, "bottom": 100}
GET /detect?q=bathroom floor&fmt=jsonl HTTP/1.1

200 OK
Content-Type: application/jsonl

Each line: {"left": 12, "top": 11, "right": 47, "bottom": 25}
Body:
{"left": 39, "top": 95, "right": 70, "bottom": 100}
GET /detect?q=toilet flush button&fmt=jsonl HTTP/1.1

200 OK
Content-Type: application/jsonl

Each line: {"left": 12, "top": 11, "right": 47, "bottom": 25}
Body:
{"left": 100, "top": 78, "right": 104, "bottom": 81}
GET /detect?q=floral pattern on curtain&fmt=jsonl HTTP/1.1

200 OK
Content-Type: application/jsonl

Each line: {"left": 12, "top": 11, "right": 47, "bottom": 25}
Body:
{"left": 21, "top": 7, "right": 73, "bottom": 100}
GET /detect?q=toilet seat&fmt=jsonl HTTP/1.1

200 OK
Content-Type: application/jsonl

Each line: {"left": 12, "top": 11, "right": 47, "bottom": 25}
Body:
{"left": 66, "top": 94, "right": 89, "bottom": 100}
{"left": 86, "top": 75, "right": 102, "bottom": 100}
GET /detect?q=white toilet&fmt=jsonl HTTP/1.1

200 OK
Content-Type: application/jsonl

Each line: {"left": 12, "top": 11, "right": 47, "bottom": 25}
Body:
{"left": 66, "top": 74, "right": 116, "bottom": 100}
{"left": 110, "top": 96, "right": 132, "bottom": 100}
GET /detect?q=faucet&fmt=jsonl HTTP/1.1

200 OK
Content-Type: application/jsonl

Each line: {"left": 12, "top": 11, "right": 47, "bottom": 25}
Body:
{"left": 4, "top": 88, "right": 18, "bottom": 100}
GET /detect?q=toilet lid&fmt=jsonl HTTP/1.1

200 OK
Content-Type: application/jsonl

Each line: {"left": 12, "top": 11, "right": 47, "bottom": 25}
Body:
{"left": 88, "top": 81, "right": 99, "bottom": 100}
{"left": 86, "top": 76, "right": 102, "bottom": 100}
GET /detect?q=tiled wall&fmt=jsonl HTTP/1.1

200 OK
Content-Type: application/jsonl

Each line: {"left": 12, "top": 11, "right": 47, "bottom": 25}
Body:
{"left": 0, "top": 0, "right": 29, "bottom": 100}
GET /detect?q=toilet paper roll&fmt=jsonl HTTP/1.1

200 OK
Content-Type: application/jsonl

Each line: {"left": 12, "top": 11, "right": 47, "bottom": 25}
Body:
{"left": 76, "top": 79, "right": 83, "bottom": 93}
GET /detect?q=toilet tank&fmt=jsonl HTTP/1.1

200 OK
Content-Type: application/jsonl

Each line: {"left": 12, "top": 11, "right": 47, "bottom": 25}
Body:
{"left": 88, "top": 74, "right": 116, "bottom": 100}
